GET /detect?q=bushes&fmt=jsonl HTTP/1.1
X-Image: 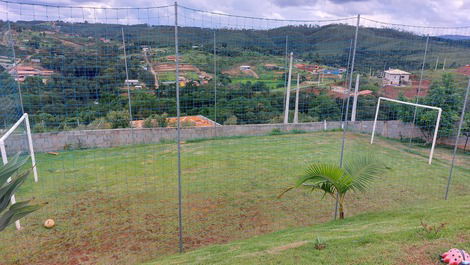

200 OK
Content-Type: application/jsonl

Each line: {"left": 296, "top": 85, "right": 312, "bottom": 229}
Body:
{"left": 105, "top": 110, "right": 130, "bottom": 129}
{"left": 144, "top": 113, "right": 169, "bottom": 128}
{"left": 224, "top": 115, "right": 238, "bottom": 125}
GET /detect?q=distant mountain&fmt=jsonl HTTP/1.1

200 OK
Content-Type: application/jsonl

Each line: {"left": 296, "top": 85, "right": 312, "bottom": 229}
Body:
{"left": 438, "top": 35, "right": 470, "bottom": 40}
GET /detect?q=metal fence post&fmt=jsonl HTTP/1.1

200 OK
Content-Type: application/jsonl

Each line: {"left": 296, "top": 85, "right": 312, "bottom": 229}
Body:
{"left": 335, "top": 14, "right": 360, "bottom": 220}
{"left": 444, "top": 79, "right": 470, "bottom": 200}
{"left": 409, "top": 35, "right": 429, "bottom": 146}
{"left": 174, "top": 1, "right": 184, "bottom": 253}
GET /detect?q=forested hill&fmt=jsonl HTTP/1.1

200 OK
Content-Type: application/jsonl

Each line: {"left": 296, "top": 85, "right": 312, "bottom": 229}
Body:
{"left": 2, "top": 20, "right": 470, "bottom": 70}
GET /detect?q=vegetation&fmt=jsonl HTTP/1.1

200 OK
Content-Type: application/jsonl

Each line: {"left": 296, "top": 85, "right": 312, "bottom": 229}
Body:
{"left": 0, "top": 154, "right": 42, "bottom": 232}
{"left": 397, "top": 74, "right": 466, "bottom": 139}
{"left": 279, "top": 156, "right": 385, "bottom": 219}
{"left": 147, "top": 195, "right": 470, "bottom": 265}
{"left": 0, "top": 131, "right": 468, "bottom": 264}
{"left": 2, "top": 21, "right": 470, "bottom": 133}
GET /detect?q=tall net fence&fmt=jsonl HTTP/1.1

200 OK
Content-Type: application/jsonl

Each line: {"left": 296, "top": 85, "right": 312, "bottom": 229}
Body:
{"left": 0, "top": 1, "right": 469, "bottom": 264}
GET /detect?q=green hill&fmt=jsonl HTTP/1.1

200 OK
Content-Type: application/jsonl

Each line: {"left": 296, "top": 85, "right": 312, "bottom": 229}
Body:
{"left": 146, "top": 196, "right": 470, "bottom": 265}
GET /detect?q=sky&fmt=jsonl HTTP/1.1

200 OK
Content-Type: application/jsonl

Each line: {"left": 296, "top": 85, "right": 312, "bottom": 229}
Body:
{"left": 2, "top": 0, "right": 470, "bottom": 29}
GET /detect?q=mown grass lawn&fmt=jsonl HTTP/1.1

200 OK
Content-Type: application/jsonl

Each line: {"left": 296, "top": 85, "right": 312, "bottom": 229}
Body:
{"left": 0, "top": 131, "right": 468, "bottom": 264}
{"left": 147, "top": 196, "right": 470, "bottom": 265}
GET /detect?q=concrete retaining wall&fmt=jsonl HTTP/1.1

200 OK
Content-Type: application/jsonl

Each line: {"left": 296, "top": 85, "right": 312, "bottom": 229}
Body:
{"left": 2, "top": 120, "right": 461, "bottom": 154}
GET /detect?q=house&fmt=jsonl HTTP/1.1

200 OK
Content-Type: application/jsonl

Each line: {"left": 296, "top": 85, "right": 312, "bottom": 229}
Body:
{"left": 125, "top": 79, "right": 140, "bottom": 86}
{"left": 383, "top": 69, "right": 411, "bottom": 86}
{"left": 295, "top": 64, "right": 320, "bottom": 72}
{"left": 166, "top": 55, "right": 182, "bottom": 61}
{"left": 8, "top": 66, "right": 54, "bottom": 82}
{"left": 31, "top": 59, "right": 41, "bottom": 63}
{"left": 239, "top": 65, "right": 251, "bottom": 70}
{"left": 456, "top": 64, "right": 470, "bottom": 76}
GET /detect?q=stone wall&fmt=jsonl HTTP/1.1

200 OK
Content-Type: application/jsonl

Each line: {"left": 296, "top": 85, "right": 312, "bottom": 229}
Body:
{"left": 3, "top": 120, "right": 461, "bottom": 154}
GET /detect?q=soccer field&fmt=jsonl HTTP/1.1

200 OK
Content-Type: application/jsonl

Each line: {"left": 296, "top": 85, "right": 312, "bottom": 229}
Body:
{"left": 1, "top": 131, "right": 469, "bottom": 264}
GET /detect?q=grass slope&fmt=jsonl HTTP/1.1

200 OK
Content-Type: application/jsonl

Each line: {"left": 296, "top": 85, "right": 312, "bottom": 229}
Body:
{"left": 0, "top": 131, "right": 468, "bottom": 264}
{"left": 147, "top": 197, "right": 470, "bottom": 265}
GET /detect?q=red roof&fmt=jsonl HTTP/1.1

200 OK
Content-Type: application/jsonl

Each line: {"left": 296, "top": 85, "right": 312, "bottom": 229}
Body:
{"left": 456, "top": 65, "right": 470, "bottom": 76}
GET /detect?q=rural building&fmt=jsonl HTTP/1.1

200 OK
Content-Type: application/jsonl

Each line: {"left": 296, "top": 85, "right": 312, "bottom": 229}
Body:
{"left": 456, "top": 64, "right": 470, "bottom": 76}
{"left": 166, "top": 55, "right": 182, "bottom": 61}
{"left": 295, "top": 64, "right": 320, "bottom": 72}
{"left": 9, "top": 66, "right": 54, "bottom": 82}
{"left": 239, "top": 65, "right": 251, "bottom": 70}
{"left": 383, "top": 69, "right": 411, "bottom": 86}
{"left": 321, "top": 69, "right": 343, "bottom": 78}
{"left": 125, "top": 79, "right": 140, "bottom": 86}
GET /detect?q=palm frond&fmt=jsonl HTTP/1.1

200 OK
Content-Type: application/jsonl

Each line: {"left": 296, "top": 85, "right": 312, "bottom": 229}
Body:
{"left": 344, "top": 155, "right": 385, "bottom": 192}
{"left": 0, "top": 154, "right": 28, "bottom": 187}
{"left": 0, "top": 202, "right": 45, "bottom": 232}
{"left": 0, "top": 171, "right": 29, "bottom": 211}
{"left": 297, "top": 162, "right": 347, "bottom": 194}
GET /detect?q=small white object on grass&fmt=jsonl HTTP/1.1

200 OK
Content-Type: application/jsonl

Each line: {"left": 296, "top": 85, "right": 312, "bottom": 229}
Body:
{"left": 44, "top": 219, "right": 55, "bottom": 229}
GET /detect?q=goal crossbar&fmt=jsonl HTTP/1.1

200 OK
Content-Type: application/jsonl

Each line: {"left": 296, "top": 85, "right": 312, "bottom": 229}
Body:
{"left": 0, "top": 113, "right": 38, "bottom": 230}
{"left": 370, "top": 97, "right": 442, "bottom": 165}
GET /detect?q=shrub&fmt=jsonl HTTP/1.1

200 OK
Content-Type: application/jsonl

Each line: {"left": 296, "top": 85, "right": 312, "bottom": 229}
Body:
{"left": 155, "top": 113, "right": 169, "bottom": 127}
{"left": 106, "top": 110, "right": 130, "bottom": 129}
{"left": 224, "top": 115, "right": 238, "bottom": 125}
{"left": 269, "top": 128, "right": 283, "bottom": 135}
{"left": 144, "top": 113, "right": 169, "bottom": 128}
{"left": 143, "top": 117, "right": 157, "bottom": 128}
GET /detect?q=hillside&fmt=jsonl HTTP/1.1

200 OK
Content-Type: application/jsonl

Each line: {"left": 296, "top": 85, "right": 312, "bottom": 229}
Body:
{"left": 146, "top": 196, "right": 470, "bottom": 265}
{"left": 2, "top": 21, "right": 470, "bottom": 70}
{"left": 1, "top": 20, "right": 470, "bottom": 131}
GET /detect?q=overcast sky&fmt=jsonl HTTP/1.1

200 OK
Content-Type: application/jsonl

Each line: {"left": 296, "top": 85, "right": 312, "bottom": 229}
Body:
{"left": 3, "top": 0, "right": 470, "bottom": 29}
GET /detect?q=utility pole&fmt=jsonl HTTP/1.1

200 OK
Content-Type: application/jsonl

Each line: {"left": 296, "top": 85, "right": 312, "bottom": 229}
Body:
{"left": 293, "top": 73, "right": 300, "bottom": 124}
{"left": 284, "top": 52, "right": 293, "bottom": 124}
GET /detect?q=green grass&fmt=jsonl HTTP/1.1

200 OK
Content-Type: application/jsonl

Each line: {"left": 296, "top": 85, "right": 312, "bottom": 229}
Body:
{"left": 0, "top": 131, "right": 468, "bottom": 264}
{"left": 146, "top": 196, "right": 470, "bottom": 265}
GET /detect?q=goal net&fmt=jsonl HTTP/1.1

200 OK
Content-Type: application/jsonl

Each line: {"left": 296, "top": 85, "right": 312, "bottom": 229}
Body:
{"left": 0, "top": 113, "right": 38, "bottom": 230}
{"left": 370, "top": 97, "right": 442, "bottom": 164}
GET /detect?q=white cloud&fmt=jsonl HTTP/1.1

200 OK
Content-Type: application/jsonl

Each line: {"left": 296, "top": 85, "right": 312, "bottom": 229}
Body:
{"left": 2, "top": 0, "right": 470, "bottom": 30}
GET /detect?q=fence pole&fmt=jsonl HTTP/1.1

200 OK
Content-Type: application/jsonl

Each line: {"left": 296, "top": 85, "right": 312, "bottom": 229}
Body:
{"left": 213, "top": 31, "right": 217, "bottom": 135}
{"left": 284, "top": 52, "right": 293, "bottom": 124}
{"left": 174, "top": 1, "right": 184, "bottom": 253}
{"left": 444, "top": 79, "right": 470, "bottom": 200}
{"left": 283, "top": 36, "right": 288, "bottom": 115}
{"left": 293, "top": 73, "right": 300, "bottom": 124}
{"left": 335, "top": 14, "right": 360, "bottom": 220}
{"left": 409, "top": 35, "right": 429, "bottom": 146}
{"left": 351, "top": 74, "right": 360, "bottom": 122}
{"left": 7, "top": 21, "right": 24, "bottom": 114}
{"left": 121, "top": 27, "right": 133, "bottom": 122}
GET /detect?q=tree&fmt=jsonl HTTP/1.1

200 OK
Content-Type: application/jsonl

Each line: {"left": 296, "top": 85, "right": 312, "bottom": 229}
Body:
{"left": 398, "top": 74, "right": 463, "bottom": 140}
{"left": 278, "top": 156, "right": 385, "bottom": 219}
{"left": 1, "top": 154, "right": 43, "bottom": 232}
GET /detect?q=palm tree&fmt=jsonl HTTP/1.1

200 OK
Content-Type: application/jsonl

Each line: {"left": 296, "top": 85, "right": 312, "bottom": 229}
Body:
{"left": 0, "top": 154, "right": 43, "bottom": 232}
{"left": 279, "top": 156, "right": 385, "bottom": 219}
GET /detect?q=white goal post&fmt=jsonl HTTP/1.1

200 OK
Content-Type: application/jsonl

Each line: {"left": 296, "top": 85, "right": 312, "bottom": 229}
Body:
{"left": 0, "top": 113, "right": 39, "bottom": 230}
{"left": 370, "top": 97, "right": 442, "bottom": 165}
